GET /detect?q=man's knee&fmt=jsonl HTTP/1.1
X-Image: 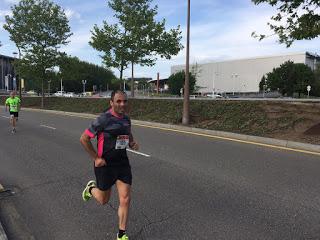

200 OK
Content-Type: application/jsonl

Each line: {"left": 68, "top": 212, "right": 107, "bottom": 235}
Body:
{"left": 93, "top": 189, "right": 110, "bottom": 205}
{"left": 119, "top": 194, "right": 130, "bottom": 206}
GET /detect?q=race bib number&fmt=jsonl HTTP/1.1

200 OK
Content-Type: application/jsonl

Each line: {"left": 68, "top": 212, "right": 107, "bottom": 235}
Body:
{"left": 115, "top": 135, "right": 129, "bottom": 149}
{"left": 11, "top": 104, "right": 17, "bottom": 111}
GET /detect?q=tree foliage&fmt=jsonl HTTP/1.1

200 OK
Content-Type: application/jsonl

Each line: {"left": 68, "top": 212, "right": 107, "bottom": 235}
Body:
{"left": 261, "top": 61, "right": 314, "bottom": 97}
{"left": 90, "top": 0, "right": 183, "bottom": 88}
{"left": 312, "top": 63, "right": 320, "bottom": 96}
{"left": 59, "top": 57, "right": 117, "bottom": 92}
{"left": 4, "top": 0, "right": 72, "bottom": 106}
{"left": 252, "top": 0, "right": 320, "bottom": 47}
{"left": 168, "top": 71, "right": 196, "bottom": 95}
{"left": 21, "top": 56, "right": 118, "bottom": 93}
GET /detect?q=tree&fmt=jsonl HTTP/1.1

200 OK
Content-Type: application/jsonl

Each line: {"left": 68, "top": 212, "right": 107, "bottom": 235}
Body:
{"left": 90, "top": 23, "right": 129, "bottom": 84}
{"left": 259, "top": 75, "right": 267, "bottom": 91}
{"left": 59, "top": 56, "right": 117, "bottom": 93}
{"left": 4, "top": 0, "right": 72, "bottom": 107}
{"left": 312, "top": 63, "right": 320, "bottom": 96}
{"left": 90, "top": 0, "right": 183, "bottom": 96}
{"left": 252, "top": 0, "right": 320, "bottom": 47}
{"left": 262, "top": 61, "right": 314, "bottom": 97}
{"left": 167, "top": 71, "right": 196, "bottom": 96}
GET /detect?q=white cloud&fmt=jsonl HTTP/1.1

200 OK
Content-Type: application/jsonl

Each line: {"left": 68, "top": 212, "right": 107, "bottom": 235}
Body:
{"left": 64, "top": 8, "right": 81, "bottom": 20}
{"left": 2, "top": 0, "right": 19, "bottom": 4}
{"left": 0, "top": 10, "right": 12, "bottom": 17}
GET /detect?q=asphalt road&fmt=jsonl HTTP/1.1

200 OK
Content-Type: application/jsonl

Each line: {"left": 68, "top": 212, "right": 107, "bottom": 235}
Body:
{"left": 0, "top": 108, "right": 320, "bottom": 240}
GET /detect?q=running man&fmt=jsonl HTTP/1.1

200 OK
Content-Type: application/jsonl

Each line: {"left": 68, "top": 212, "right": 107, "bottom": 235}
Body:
{"left": 80, "top": 90, "right": 139, "bottom": 240}
{"left": 5, "top": 91, "right": 21, "bottom": 133}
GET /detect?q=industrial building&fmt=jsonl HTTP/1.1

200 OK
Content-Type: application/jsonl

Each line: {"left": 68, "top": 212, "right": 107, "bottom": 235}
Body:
{"left": 171, "top": 52, "right": 320, "bottom": 95}
{"left": 0, "top": 54, "right": 16, "bottom": 91}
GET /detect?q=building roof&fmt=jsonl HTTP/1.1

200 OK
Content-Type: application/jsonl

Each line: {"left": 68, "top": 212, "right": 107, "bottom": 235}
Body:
{"left": 172, "top": 51, "right": 317, "bottom": 68}
{"left": 0, "top": 54, "right": 15, "bottom": 60}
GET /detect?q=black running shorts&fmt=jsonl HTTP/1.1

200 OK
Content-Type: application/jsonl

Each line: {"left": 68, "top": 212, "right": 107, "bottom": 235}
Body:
{"left": 9, "top": 112, "right": 18, "bottom": 118}
{"left": 94, "top": 165, "right": 132, "bottom": 191}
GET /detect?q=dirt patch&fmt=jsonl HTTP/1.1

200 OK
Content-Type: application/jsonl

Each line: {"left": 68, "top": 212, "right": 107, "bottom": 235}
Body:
{"left": 304, "top": 123, "right": 320, "bottom": 135}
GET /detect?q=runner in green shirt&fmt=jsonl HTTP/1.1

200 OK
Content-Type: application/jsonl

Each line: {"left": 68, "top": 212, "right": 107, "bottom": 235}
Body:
{"left": 5, "top": 91, "right": 21, "bottom": 133}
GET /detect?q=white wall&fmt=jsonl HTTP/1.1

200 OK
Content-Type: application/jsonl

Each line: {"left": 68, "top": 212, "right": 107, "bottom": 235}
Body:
{"left": 171, "top": 53, "right": 307, "bottom": 94}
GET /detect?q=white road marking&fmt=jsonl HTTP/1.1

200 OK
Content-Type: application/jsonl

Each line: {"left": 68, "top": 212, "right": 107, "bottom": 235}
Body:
{"left": 40, "top": 124, "right": 56, "bottom": 130}
{"left": 1, "top": 116, "right": 10, "bottom": 119}
{"left": 127, "top": 149, "right": 150, "bottom": 157}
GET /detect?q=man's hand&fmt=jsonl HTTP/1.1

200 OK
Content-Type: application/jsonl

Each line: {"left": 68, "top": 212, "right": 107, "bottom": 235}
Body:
{"left": 94, "top": 157, "right": 107, "bottom": 167}
{"left": 129, "top": 141, "right": 139, "bottom": 151}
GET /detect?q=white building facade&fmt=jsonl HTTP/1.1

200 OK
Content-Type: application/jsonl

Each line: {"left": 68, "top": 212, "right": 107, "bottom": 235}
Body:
{"left": 171, "top": 52, "right": 320, "bottom": 94}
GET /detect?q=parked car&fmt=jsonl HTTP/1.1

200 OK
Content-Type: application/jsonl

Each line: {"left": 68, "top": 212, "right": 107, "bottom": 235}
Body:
{"left": 26, "top": 90, "right": 37, "bottom": 96}
{"left": 53, "top": 91, "right": 66, "bottom": 97}
{"left": 63, "top": 92, "right": 76, "bottom": 97}
{"left": 206, "top": 93, "right": 223, "bottom": 98}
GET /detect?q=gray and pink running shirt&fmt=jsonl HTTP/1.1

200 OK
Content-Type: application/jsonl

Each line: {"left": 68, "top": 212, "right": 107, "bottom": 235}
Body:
{"left": 84, "top": 109, "right": 131, "bottom": 167}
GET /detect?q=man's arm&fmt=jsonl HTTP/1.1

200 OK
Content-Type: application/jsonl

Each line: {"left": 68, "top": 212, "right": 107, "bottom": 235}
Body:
{"left": 80, "top": 132, "right": 106, "bottom": 167}
{"left": 18, "top": 99, "right": 21, "bottom": 111}
{"left": 129, "top": 133, "right": 139, "bottom": 150}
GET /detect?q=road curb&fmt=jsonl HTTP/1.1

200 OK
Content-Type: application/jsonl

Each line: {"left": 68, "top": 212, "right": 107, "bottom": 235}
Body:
{"left": 0, "top": 223, "right": 7, "bottom": 240}
{"left": 22, "top": 108, "right": 320, "bottom": 154}
{"left": 0, "top": 184, "right": 8, "bottom": 240}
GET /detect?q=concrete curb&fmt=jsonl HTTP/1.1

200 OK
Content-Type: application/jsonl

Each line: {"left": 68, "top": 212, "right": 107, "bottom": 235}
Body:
{"left": 22, "top": 108, "right": 320, "bottom": 154}
{"left": 0, "top": 184, "right": 8, "bottom": 240}
{"left": 0, "top": 223, "right": 7, "bottom": 240}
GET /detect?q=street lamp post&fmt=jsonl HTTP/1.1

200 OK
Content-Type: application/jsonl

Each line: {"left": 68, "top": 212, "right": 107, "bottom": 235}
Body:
{"left": 13, "top": 51, "right": 22, "bottom": 98}
{"left": 48, "top": 80, "right": 51, "bottom": 97}
{"left": 82, "top": 80, "right": 87, "bottom": 94}
{"left": 12, "top": 52, "right": 18, "bottom": 92}
{"left": 182, "top": 0, "right": 191, "bottom": 125}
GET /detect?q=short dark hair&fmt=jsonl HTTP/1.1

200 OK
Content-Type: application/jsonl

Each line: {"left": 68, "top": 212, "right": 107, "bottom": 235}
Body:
{"left": 111, "top": 90, "right": 126, "bottom": 101}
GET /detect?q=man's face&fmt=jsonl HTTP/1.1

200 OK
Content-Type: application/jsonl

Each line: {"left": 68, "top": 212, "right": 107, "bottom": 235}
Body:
{"left": 10, "top": 92, "right": 15, "bottom": 98}
{"left": 110, "top": 92, "right": 128, "bottom": 115}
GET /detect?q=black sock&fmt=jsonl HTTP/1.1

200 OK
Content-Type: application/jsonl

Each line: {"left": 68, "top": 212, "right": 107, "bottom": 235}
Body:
{"left": 118, "top": 229, "right": 126, "bottom": 238}
{"left": 89, "top": 186, "right": 95, "bottom": 194}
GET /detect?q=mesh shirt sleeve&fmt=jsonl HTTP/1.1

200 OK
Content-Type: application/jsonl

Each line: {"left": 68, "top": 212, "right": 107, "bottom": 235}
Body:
{"left": 84, "top": 114, "right": 106, "bottom": 138}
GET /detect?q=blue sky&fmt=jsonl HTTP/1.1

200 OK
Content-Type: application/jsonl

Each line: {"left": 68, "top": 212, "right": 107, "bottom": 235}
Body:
{"left": 1, "top": 0, "right": 320, "bottom": 79}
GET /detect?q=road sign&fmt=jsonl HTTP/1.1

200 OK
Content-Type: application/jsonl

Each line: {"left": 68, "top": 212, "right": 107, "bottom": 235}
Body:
{"left": 307, "top": 85, "right": 311, "bottom": 92}
{"left": 307, "top": 85, "right": 311, "bottom": 98}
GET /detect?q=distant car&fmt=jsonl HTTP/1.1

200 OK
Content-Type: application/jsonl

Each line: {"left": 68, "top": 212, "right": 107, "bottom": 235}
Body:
{"left": 206, "top": 93, "right": 223, "bottom": 98}
{"left": 26, "top": 90, "right": 37, "bottom": 95}
{"left": 53, "top": 91, "right": 66, "bottom": 97}
{"left": 63, "top": 92, "right": 76, "bottom": 97}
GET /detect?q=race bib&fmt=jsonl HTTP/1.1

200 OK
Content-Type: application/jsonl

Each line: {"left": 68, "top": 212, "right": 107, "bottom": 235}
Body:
{"left": 115, "top": 135, "right": 129, "bottom": 149}
{"left": 11, "top": 104, "right": 17, "bottom": 111}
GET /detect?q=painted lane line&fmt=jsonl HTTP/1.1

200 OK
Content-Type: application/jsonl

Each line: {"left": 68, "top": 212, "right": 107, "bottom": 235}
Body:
{"left": 127, "top": 149, "right": 150, "bottom": 157}
{"left": 1, "top": 116, "right": 10, "bottom": 119}
{"left": 40, "top": 125, "right": 56, "bottom": 130}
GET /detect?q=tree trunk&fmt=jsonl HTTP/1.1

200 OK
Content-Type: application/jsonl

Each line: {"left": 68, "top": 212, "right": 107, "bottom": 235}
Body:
{"left": 131, "top": 62, "right": 134, "bottom": 98}
{"left": 41, "top": 76, "right": 44, "bottom": 108}
{"left": 18, "top": 48, "right": 22, "bottom": 99}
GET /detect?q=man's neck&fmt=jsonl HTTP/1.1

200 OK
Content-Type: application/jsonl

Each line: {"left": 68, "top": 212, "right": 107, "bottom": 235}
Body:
{"left": 110, "top": 109, "right": 123, "bottom": 118}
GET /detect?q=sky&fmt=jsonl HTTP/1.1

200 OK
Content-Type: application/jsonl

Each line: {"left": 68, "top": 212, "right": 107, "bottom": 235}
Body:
{"left": 1, "top": 0, "right": 320, "bottom": 80}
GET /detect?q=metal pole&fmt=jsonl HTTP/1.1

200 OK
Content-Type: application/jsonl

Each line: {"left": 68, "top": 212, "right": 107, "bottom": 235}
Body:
{"left": 48, "top": 80, "right": 51, "bottom": 97}
{"left": 182, "top": 0, "right": 190, "bottom": 125}
{"left": 18, "top": 50, "right": 22, "bottom": 98}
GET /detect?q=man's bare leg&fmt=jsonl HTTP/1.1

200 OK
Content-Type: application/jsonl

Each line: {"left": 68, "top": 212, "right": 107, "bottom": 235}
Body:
{"left": 116, "top": 180, "right": 131, "bottom": 231}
